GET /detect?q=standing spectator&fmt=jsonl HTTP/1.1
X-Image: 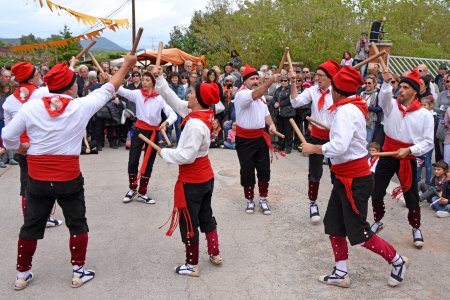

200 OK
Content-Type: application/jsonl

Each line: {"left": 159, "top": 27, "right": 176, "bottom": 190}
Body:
{"left": 101, "top": 62, "right": 110, "bottom": 74}
{"left": 196, "top": 61, "right": 204, "bottom": 83}
{"left": 443, "top": 103, "right": 450, "bottom": 165}
{"left": 184, "top": 72, "right": 197, "bottom": 100}
{"left": 205, "top": 69, "right": 224, "bottom": 122}
{"left": 274, "top": 75, "right": 294, "bottom": 153}
{"left": 76, "top": 65, "right": 89, "bottom": 98}
{"left": 168, "top": 72, "right": 184, "bottom": 143}
{"left": 436, "top": 64, "right": 448, "bottom": 92}
{"left": 0, "top": 81, "right": 11, "bottom": 168}
{"left": 223, "top": 122, "right": 236, "bottom": 150}
{"left": 435, "top": 74, "right": 450, "bottom": 162}
{"left": 220, "top": 63, "right": 233, "bottom": 84}
{"left": 418, "top": 96, "right": 437, "bottom": 185}
{"left": 301, "top": 68, "right": 311, "bottom": 82}
{"left": 179, "top": 60, "right": 193, "bottom": 76}
{"left": 354, "top": 32, "right": 370, "bottom": 76}
{"left": 418, "top": 76, "right": 433, "bottom": 100}
{"left": 390, "top": 74, "right": 401, "bottom": 98}
{"left": 0, "top": 69, "right": 12, "bottom": 84}
{"left": 417, "top": 64, "right": 439, "bottom": 99}
{"left": 360, "top": 75, "right": 381, "bottom": 144}
{"left": 230, "top": 50, "right": 241, "bottom": 67}
{"left": 340, "top": 52, "right": 354, "bottom": 67}
{"left": 293, "top": 72, "right": 311, "bottom": 150}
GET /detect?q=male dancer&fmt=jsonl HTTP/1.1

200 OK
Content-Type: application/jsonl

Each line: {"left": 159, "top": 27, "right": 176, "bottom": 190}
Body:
{"left": 302, "top": 66, "right": 409, "bottom": 288}
{"left": 290, "top": 60, "right": 340, "bottom": 223}
{"left": 117, "top": 72, "right": 176, "bottom": 204}
{"left": 371, "top": 69, "right": 433, "bottom": 248}
{"left": 3, "top": 54, "right": 137, "bottom": 290}
{"left": 2, "top": 62, "right": 63, "bottom": 227}
{"left": 234, "top": 65, "right": 280, "bottom": 215}
{"left": 154, "top": 66, "right": 222, "bottom": 277}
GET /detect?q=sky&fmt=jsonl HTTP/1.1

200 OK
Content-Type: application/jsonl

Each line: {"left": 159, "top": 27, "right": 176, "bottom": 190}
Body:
{"left": 0, "top": 0, "right": 209, "bottom": 50}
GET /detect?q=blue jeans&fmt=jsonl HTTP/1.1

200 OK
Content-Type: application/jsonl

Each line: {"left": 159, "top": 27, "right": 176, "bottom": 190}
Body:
{"left": 174, "top": 114, "right": 182, "bottom": 143}
{"left": 224, "top": 141, "right": 235, "bottom": 149}
{"left": 417, "top": 149, "right": 433, "bottom": 184}
{"left": 366, "top": 125, "right": 375, "bottom": 144}
{"left": 432, "top": 201, "right": 450, "bottom": 211}
{"left": 223, "top": 121, "right": 232, "bottom": 138}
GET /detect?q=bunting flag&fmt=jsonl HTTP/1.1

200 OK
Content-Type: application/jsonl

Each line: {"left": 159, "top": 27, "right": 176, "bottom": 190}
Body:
{"left": 34, "top": 0, "right": 129, "bottom": 29}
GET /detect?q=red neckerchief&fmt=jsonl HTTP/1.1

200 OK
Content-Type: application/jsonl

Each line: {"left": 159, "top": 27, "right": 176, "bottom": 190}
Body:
{"left": 42, "top": 96, "right": 72, "bottom": 117}
{"left": 180, "top": 109, "right": 214, "bottom": 129}
{"left": 328, "top": 96, "right": 369, "bottom": 118}
{"left": 345, "top": 57, "right": 352, "bottom": 61}
{"left": 318, "top": 88, "right": 330, "bottom": 111}
{"left": 140, "top": 88, "right": 159, "bottom": 103}
{"left": 369, "top": 156, "right": 379, "bottom": 167}
{"left": 397, "top": 98, "right": 422, "bottom": 117}
{"left": 239, "top": 85, "right": 266, "bottom": 104}
{"left": 13, "top": 83, "right": 38, "bottom": 104}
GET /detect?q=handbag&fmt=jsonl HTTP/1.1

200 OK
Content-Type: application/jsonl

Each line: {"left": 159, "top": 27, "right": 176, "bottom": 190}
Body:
{"left": 436, "top": 120, "right": 446, "bottom": 141}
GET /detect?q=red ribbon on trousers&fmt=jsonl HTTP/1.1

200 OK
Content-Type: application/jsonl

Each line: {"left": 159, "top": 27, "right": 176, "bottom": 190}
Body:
{"left": 135, "top": 119, "right": 159, "bottom": 184}
{"left": 330, "top": 157, "right": 371, "bottom": 214}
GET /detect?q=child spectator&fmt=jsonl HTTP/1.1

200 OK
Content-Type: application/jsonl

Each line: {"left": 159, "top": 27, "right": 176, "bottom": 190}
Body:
{"left": 368, "top": 142, "right": 380, "bottom": 173}
{"left": 0, "top": 145, "right": 6, "bottom": 168}
{"left": 418, "top": 96, "right": 437, "bottom": 185}
{"left": 433, "top": 167, "right": 450, "bottom": 218}
{"left": 223, "top": 122, "right": 236, "bottom": 150}
{"left": 210, "top": 118, "right": 224, "bottom": 148}
{"left": 419, "top": 160, "right": 448, "bottom": 203}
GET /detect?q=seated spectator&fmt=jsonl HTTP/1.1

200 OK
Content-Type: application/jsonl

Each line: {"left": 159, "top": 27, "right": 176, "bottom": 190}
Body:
{"left": 223, "top": 122, "right": 236, "bottom": 150}
{"left": 368, "top": 142, "right": 380, "bottom": 174}
{"left": 0, "top": 145, "right": 6, "bottom": 168}
{"left": 81, "top": 131, "right": 98, "bottom": 155}
{"left": 340, "top": 52, "right": 354, "bottom": 67}
{"left": 432, "top": 167, "right": 450, "bottom": 218}
{"left": 210, "top": 118, "right": 224, "bottom": 148}
{"left": 419, "top": 160, "right": 448, "bottom": 203}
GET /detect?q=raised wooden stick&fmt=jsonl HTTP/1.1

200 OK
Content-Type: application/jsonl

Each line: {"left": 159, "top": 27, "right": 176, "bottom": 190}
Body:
{"left": 156, "top": 41, "right": 164, "bottom": 66}
{"left": 278, "top": 48, "right": 289, "bottom": 72}
{"left": 371, "top": 151, "right": 400, "bottom": 157}
{"left": 75, "top": 40, "right": 96, "bottom": 59}
{"left": 130, "top": 27, "right": 144, "bottom": 55}
{"left": 353, "top": 50, "right": 387, "bottom": 69}
{"left": 273, "top": 130, "right": 285, "bottom": 139}
{"left": 161, "top": 129, "right": 172, "bottom": 146}
{"left": 138, "top": 133, "right": 161, "bottom": 152}
{"left": 289, "top": 118, "right": 307, "bottom": 144}
{"left": 306, "top": 116, "right": 330, "bottom": 131}
{"left": 286, "top": 48, "right": 294, "bottom": 71}
{"left": 87, "top": 51, "right": 105, "bottom": 75}
{"left": 370, "top": 42, "right": 388, "bottom": 72}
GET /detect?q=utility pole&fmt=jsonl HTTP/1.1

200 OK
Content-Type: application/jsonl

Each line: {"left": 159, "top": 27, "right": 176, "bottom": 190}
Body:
{"left": 132, "top": 0, "right": 136, "bottom": 45}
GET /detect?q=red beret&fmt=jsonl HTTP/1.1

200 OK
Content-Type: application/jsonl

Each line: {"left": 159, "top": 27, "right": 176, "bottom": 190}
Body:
{"left": 399, "top": 68, "right": 420, "bottom": 94}
{"left": 11, "top": 62, "right": 35, "bottom": 83}
{"left": 332, "top": 66, "right": 364, "bottom": 94}
{"left": 43, "top": 63, "right": 76, "bottom": 94}
{"left": 195, "top": 82, "right": 220, "bottom": 107}
{"left": 242, "top": 64, "right": 259, "bottom": 82}
{"left": 317, "top": 60, "right": 341, "bottom": 79}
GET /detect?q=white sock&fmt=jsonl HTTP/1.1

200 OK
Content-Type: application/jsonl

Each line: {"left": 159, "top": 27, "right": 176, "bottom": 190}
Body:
{"left": 17, "top": 271, "right": 30, "bottom": 279}
{"left": 247, "top": 199, "right": 254, "bottom": 203}
{"left": 73, "top": 265, "right": 83, "bottom": 272}
{"left": 390, "top": 254, "right": 401, "bottom": 264}
{"left": 260, "top": 197, "right": 267, "bottom": 202}
{"left": 390, "top": 254, "right": 404, "bottom": 277}
{"left": 335, "top": 260, "right": 348, "bottom": 276}
{"left": 186, "top": 263, "right": 197, "bottom": 269}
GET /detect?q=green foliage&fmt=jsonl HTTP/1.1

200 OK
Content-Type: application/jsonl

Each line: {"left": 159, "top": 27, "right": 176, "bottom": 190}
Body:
{"left": 168, "top": 0, "right": 450, "bottom": 69}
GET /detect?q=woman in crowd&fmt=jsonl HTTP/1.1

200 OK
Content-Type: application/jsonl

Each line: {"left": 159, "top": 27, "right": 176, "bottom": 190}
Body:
{"left": 274, "top": 74, "right": 294, "bottom": 153}
{"left": 340, "top": 52, "right": 354, "bottom": 67}
{"left": 360, "top": 75, "right": 381, "bottom": 144}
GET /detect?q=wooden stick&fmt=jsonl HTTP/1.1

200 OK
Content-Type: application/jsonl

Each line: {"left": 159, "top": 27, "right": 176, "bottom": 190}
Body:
{"left": 130, "top": 27, "right": 144, "bottom": 55}
{"left": 161, "top": 129, "right": 172, "bottom": 146}
{"left": 353, "top": 50, "right": 387, "bottom": 69}
{"left": 156, "top": 41, "right": 164, "bottom": 66}
{"left": 370, "top": 42, "right": 388, "bottom": 72}
{"left": 286, "top": 49, "right": 294, "bottom": 71}
{"left": 289, "top": 118, "right": 306, "bottom": 144}
{"left": 371, "top": 151, "right": 399, "bottom": 157}
{"left": 278, "top": 48, "right": 289, "bottom": 72}
{"left": 306, "top": 116, "right": 330, "bottom": 131}
{"left": 75, "top": 40, "right": 96, "bottom": 59}
{"left": 273, "top": 130, "right": 285, "bottom": 139}
{"left": 87, "top": 51, "right": 105, "bottom": 75}
{"left": 138, "top": 133, "right": 161, "bottom": 152}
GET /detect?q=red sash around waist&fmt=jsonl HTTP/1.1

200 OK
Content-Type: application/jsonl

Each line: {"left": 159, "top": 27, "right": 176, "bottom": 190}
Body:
{"left": 27, "top": 155, "right": 80, "bottom": 181}
{"left": 236, "top": 126, "right": 285, "bottom": 159}
{"left": 331, "top": 157, "right": 371, "bottom": 214}
{"left": 162, "top": 156, "right": 214, "bottom": 238}
{"left": 135, "top": 119, "right": 160, "bottom": 131}
{"left": 310, "top": 124, "right": 330, "bottom": 141}
{"left": 383, "top": 135, "right": 415, "bottom": 195}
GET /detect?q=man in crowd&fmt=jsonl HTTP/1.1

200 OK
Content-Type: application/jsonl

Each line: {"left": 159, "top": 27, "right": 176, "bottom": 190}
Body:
{"left": 76, "top": 65, "right": 89, "bottom": 98}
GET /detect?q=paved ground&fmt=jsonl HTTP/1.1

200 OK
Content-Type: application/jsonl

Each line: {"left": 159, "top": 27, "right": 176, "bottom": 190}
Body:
{"left": 0, "top": 147, "right": 449, "bottom": 299}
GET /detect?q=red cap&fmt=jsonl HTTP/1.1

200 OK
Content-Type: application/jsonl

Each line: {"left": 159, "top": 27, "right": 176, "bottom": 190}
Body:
{"left": 317, "top": 60, "right": 341, "bottom": 79}
{"left": 242, "top": 64, "right": 259, "bottom": 82}
{"left": 43, "top": 63, "right": 76, "bottom": 94}
{"left": 332, "top": 66, "right": 364, "bottom": 94}
{"left": 399, "top": 68, "right": 420, "bottom": 94}
{"left": 195, "top": 82, "right": 220, "bottom": 107}
{"left": 11, "top": 62, "right": 35, "bottom": 83}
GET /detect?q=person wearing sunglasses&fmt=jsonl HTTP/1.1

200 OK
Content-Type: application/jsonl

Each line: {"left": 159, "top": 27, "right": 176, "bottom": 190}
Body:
{"left": 273, "top": 75, "right": 294, "bottom": 153}
{"left": 360, "top": 75, "right": 381, "bottom": 144}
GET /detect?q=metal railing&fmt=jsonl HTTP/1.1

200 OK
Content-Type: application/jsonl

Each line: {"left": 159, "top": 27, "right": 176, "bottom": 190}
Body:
{"left": 388, "top": 55, "right": 450, "bottom": 77}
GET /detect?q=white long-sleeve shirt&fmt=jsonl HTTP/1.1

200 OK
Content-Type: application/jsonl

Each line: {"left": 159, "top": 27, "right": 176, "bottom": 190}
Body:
{"left": 116, "top": 87, "right": 177, "bottom": 126}
{"left": 2, "top": 83, "right": 116, "bottom": 154}
{"left": 234, "top": 89, "right": 270, "bottom": 129}
{"left": 2, "top": 86, "right": 49, "bottom": 125}
{"left": 290, "top": 86, "right": 333, "bottom": 127}
{"left": 322, "top": 100, "right": 368, "bottom": 164}
{"left": 155, "top": 76, "right": 210, "bottom": 165}
{"left": 378, "top": 82, "right": 434, "bottom": 157}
